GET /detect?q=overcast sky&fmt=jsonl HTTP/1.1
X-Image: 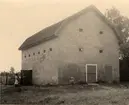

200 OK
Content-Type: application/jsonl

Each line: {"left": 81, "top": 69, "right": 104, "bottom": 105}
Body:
{"left": 0, "top": 0, "right": 129, "bottom": 72}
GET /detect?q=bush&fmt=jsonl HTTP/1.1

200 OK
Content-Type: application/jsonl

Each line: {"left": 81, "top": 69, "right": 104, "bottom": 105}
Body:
{"left": 112, "top": 80, "right": 119, "bottom": 84}
{"left": 96, "top": 80, "right": 106, "bottom": 84}
{"left": 8, "top": 77, "right": 15, "bottom": 85}
{"left": 78, "top": 81, "right": 87, "bottom": 85}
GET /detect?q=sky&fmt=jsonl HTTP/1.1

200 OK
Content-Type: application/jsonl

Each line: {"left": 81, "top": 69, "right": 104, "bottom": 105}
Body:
{"left": 0, "top": 0, "right": 129, "bottom": 72}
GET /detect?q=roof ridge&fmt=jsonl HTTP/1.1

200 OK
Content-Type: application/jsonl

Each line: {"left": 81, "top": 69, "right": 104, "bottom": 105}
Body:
{"left": 19, "top": 5, "right": 121, "bottom": 50}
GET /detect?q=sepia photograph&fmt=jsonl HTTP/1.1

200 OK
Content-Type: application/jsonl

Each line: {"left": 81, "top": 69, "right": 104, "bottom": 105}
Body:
{"left": 0, "top": 0, "right": 129, "bottom": 104}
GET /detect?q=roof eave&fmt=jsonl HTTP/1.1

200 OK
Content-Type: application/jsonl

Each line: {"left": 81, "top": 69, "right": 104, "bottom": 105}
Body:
{"left": 19, "top": 35, "right": 58, "bottom": 51}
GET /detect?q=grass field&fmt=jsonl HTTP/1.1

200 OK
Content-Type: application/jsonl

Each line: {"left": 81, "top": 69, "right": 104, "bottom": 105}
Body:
{"left": 1, "top": 83, "right": 129, "bottom": 105}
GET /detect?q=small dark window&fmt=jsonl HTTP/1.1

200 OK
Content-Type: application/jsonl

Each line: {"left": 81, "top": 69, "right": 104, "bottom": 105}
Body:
{"left": 50, "top": 48, "right": 52, "bottom": 51}
{"left": 99, "top": 50, "right": 103, "bottom": 53}
{"left": 100, "top": 31, "right": 103, "bottom": 34}
{"left": 79, "top": 48, "right": 83, "bottom": 52}
{"left": 44, "top": 50, "right": 46, "bottom": 53}
{"left": 79, "top": 28, "right": 83, "bottom": 32}
{"left": 29, "top": 54, "right": 30, "bottom": 57}
{"left": 38, "top": 51, "right": 40, "bottom": 54}
{"left": 24, "top": 55, "right": 26, "bottom": 58}
{"left": 33, "top": 53, "right": 35, "bottom": 55}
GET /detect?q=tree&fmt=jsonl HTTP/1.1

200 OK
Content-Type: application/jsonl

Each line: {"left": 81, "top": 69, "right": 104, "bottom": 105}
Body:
{"left": 105, "top": 7, "right": 129, "bottom": 60}
{"left": 0, "top": 71, "right": 9, "bottom": 76}
{"left": 10, "top": 67, "right": 15, "bottom": 75}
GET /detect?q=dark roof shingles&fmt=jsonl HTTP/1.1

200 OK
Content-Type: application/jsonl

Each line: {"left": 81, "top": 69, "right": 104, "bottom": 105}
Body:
{"left": 19, "top": 22, "right": 62, "bottom": 50}
{"left": 19, "top": 5, "right": 121, "bottom": 50}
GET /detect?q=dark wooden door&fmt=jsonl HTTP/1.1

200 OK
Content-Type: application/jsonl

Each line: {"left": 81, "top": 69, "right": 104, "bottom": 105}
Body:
{"left": 21, "top": 70, "right": 32, "bottom": 86}
{"left": 105, "top": 65, "right": 112, "bottom": 83}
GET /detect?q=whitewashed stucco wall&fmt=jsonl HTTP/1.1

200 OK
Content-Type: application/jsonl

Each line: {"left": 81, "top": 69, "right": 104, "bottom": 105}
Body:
{"left": 21, "top": 10, "right": 119, "bottom": 85}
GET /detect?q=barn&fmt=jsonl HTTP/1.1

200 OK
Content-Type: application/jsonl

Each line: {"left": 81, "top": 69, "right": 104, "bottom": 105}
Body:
{"left": 19, "top": 5, "right": 120, "bottom": 85}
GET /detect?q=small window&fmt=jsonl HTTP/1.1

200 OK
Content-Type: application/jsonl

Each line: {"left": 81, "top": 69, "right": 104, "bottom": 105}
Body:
{"left": 38, "top": 51, "right": 40, "bottom": 54}
{"left": 79, "top": 48, "right": 83, "bottom": 52}
{"left": 44, "top": 50, "right": 46, "bottom": 53}
{"left": 100, "top": 31, "right": 103, "bottom": 34}
{"left": 29, "top": 54, "right": 30, "bottom": 57}
{"left": 24, "top": 55, "right": 26, "bottom": 58}
{"left": 33, "top": 53, "right": 35, "bottom": 55}
{"left": 99, "top": 50, "right": 103, "bottom": 53}
{"left": 50, "top": 48, "right": 52, "bottom": 51}
{"left": 79, "top": 28, "right": 83, "bottom": 32}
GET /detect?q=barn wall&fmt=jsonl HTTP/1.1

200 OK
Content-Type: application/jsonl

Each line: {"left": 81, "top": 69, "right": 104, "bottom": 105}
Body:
{"left": 21, "top": 10, "right": 119, "bottom": 85}
{"left": 58, "top": 63, "right": 86, "bottom": 84}
{"left": 22, "top": 38, "right": 59, "bottom": 85}
{"left": 55, "top": 10, "right": 119, "bottom": 83}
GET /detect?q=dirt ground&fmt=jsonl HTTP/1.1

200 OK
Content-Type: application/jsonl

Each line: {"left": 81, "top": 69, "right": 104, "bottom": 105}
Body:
{"left": 1, "top": 83, "right": 129, "bottom": 105}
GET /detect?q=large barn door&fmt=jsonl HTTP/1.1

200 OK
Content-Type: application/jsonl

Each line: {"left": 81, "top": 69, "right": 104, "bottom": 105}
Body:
{"left": 86, "top": 64, "right": 97, "bottom": 83}
{"left": 21, "top": 70, "right": 32, "bottom": 86}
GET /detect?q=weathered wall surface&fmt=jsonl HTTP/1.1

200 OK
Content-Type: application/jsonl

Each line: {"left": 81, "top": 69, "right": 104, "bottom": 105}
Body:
{"left": 58, "top": 63, "right": 86, "bottom": 84}
{"left": 22, "top": 10, "right": 119, "bottom": 85}
{"left": 22, "top": 38, "right": 59, "bottom": 85}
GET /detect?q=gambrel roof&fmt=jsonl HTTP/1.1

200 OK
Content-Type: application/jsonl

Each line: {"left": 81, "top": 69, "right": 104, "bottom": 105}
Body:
{"left": 19, "top": 5, "right": 121, "bottom": 50}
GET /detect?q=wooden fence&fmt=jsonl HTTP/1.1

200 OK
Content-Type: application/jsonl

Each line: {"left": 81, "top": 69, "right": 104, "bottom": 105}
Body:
{"left": 0, "top": 74, "right": 15, "bottom": 85}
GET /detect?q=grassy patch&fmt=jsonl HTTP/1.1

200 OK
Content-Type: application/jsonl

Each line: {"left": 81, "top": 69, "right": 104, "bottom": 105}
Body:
{"left": 1, "top": 84, "right": 129, "bottom": 105}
